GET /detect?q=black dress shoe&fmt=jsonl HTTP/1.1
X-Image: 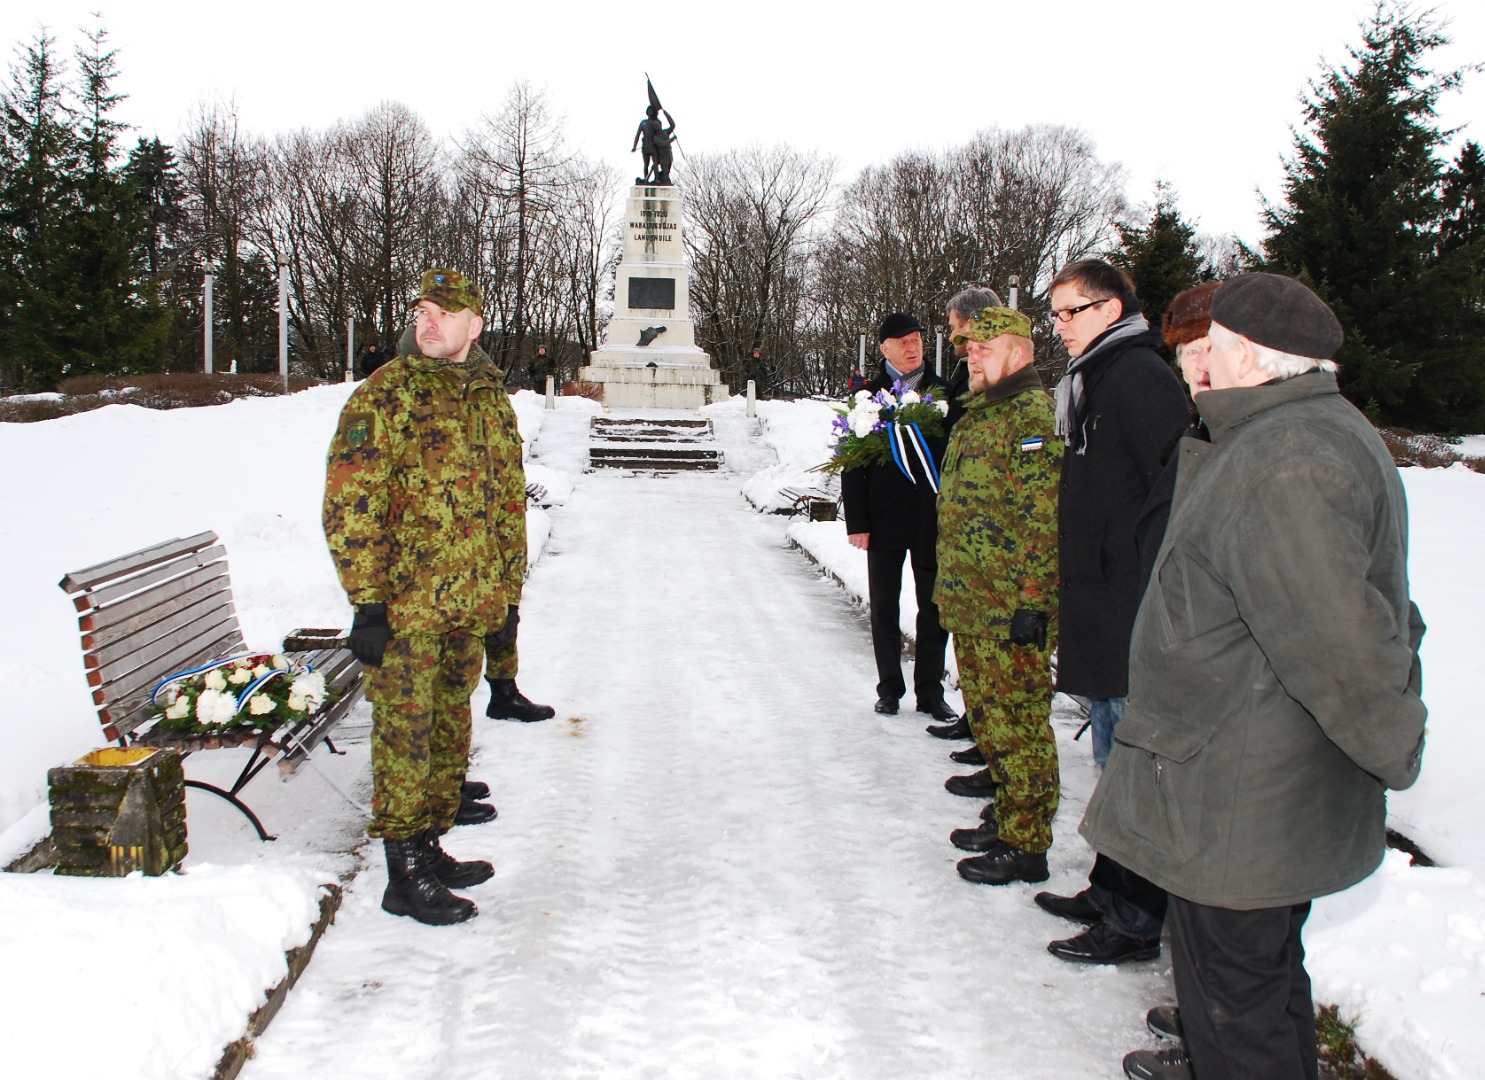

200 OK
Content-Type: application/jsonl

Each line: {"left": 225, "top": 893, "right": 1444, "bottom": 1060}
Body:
{"left": 873, "top": 696, "right": 900, "bottom": 715}
{"left": 956, "top": 841, "right": 1049, "bottom": 886}
{"left": 461, "top": 779, "right": 490, "bottom": 801}
{"left": 1033, "top": 888, "right": 1103, "bottom": 925}
{"left": 950, "top": 817, "right": 1000, "bottom": 852}
{"left": 917, "top": 698, "right": 958, "bottom": 721}
{"left": 1048, "top": 919, "right": 1161, "bottom": 964}
{"left": 944, "top": 767, "right": 1000, "bottom": 798}
{"left": 925, "top": 715, "right": 971, "bottom": 740}
{"left": 950, "top": 744, "right": 986, "bottom": 766}
{"left": 1147, "top": 1005, "right": 1183, "bottom": 1041}
{"left": 455, "top": 796, "right": 497, "bottom": 826}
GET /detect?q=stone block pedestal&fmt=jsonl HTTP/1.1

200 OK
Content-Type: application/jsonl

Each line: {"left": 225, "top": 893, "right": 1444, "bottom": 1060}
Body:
{"left": 48, "top": 747, "right": 188, "bottom": 876}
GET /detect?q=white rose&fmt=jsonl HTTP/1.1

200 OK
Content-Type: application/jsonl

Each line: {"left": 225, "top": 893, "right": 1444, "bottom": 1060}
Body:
{"left": 204, "top": 669, "right": 227, "bottom": 691}
{"left": 228, "top": 668, "right": 251, "bottom": 685}
{"left": 249, "top": 694, "right": 276, "bottom": 716}
{"left": 233, "top": 658, "right": 253, "bottom": 669}
{"left": 165, "top": 695, "right": 192, "bottom": 720}
{"left": 252, "top": 664, "right": 270, "bottom": 678}
{"left": 271, "top": 655, "right": 289, "bottom": 671}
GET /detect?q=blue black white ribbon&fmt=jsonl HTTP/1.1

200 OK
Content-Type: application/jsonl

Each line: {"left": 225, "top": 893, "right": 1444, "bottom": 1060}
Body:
{"left": 888, "top": 421, "right": 941, "bottom": 493}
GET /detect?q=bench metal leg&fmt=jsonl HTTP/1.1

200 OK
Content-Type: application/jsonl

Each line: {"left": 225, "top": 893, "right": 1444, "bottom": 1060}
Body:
{"left": 184, "top": 779, "right": 277, "bottom": 841}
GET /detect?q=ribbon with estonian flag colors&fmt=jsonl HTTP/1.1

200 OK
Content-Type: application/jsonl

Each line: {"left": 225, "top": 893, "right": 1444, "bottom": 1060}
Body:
{"left": 889, "top": 421, "right": 941, "bottom": 492}
{"left": 1021, "top": 436, "right": 1045, "bottom": 453}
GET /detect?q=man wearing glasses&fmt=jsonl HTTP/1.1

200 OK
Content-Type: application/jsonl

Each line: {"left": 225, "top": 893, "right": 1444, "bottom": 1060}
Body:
{"left": 1046, "top": 260, "right": 1189, "bottom": 769}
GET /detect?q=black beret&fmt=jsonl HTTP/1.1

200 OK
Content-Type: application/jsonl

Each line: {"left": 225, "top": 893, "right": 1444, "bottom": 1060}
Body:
{"left": 878, "top": 312, "right": 924, "bottom": 342}
{"left": 1210, "top": 273, "right": 1344, "bottom": 360}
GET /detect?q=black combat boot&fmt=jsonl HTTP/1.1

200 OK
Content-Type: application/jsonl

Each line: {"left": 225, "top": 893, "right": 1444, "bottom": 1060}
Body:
{"left": 381, "top": 835, "right": 477, "bottom": 925}
{"left": 422, "top": 830, "right": 494, "bottom": 889}
{"left": 485, "top": 678, "right": 555, "bottom": 722}
{"left": 461, "top": 779, "right": 491, "bottom": 800}
{"left": 950, "top": 816, "right": 1000, "bottom": 852}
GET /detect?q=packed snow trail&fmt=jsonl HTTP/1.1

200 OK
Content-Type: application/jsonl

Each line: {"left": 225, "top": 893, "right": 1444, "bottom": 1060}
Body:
{"left": 244, "top": 409, "right": 1166, "bottom": 1080}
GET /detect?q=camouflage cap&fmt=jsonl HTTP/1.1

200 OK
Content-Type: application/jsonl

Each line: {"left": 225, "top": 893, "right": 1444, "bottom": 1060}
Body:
{"left": 951, "top": 305, "right": 1032, "bottom": 345}
{"left": 413, "top": 268, "right": 482, "bottom": 314}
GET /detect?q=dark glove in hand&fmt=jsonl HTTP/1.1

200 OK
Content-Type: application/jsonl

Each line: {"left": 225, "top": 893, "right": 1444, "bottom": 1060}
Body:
{"left": 484, "top": 605, "right": 520, "bottom": 652}
{"left": 349, "top": 603, "right": 391, "bottom": 667}
{"left": 1009, "top": 608, "right": 1048, "bottom": 649}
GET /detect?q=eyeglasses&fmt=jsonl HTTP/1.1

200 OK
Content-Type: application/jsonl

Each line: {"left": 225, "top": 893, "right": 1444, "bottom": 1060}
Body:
{"left": 1048, "top": 298, "right": 1110, "bottom": 324}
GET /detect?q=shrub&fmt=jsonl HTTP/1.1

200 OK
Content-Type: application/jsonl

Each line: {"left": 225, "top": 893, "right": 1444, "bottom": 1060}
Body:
{"left": 1, "top": 373, "right": 327, "bottom": 423}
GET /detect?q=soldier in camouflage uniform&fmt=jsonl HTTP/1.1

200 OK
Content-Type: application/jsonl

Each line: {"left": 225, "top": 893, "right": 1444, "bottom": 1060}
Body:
{"left": 324, "top": 268, "right": 527, "bottom": 925}
{"left": 932, "top": 306, "right": 1064, "bottom": 887}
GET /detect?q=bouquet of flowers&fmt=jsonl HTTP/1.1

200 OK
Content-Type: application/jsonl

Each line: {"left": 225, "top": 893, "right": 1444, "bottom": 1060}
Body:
{"left": 819, "top": 380, "right": 950, "bottom": 488}
{"left": 150, "top": 653, "right": 330, "bottom": 735}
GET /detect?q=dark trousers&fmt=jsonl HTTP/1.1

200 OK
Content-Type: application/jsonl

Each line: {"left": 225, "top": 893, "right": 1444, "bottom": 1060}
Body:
{"left": 1167, "top": 895, "right": 1319, "bottom": 1080}
{"left": 866, "top": 542, "right": 947, "bottom": 703}
{"left": 1089, "top": 852, "right": 1167, "bottom": 940}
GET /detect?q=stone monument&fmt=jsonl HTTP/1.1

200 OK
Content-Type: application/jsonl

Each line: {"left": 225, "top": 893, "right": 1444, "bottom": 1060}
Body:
{"left": 579, "top": 83, "right": 728, "bottom": 409}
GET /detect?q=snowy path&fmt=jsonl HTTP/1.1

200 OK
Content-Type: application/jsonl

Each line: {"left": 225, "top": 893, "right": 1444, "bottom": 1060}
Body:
{"left": 244, "top": 411, "right": 1165, "bottom": 1080}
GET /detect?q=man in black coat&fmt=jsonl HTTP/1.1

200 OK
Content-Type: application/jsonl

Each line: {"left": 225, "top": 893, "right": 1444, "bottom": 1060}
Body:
{"left": 841, "top": 313, "right": 955, "bottom": 720}
{"left": 1048, "top": 260, "right": 1190, "bottom": 766}
{"left": 943, "top": 286, "right": 1004, "bottom": 432}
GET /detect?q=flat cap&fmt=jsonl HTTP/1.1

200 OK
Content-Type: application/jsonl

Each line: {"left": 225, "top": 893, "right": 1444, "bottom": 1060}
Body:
{"left": 1210, "top": 273, "right": 1343, "bottom": 360}
{"left": 878, "top": 312, "right": 924, "bottom": 342}
{"left": 952, "top": 305, "right": 1032, "bottom": 345}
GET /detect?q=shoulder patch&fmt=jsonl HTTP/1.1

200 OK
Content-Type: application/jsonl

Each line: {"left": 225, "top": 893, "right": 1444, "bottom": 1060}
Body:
{"left": 345, "top": 412, "right": 375, "bottom": 448}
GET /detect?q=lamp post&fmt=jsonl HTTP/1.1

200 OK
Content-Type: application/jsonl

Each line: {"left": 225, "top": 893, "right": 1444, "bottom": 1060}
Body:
{"left": 276, "top": 255, "right": 289, "bottom": 392}
{"left": 203, "top": 266, "right": 215, "bottom": 374}
{"left": 1008, "top": 275, "right": 1020, "bottom": 312}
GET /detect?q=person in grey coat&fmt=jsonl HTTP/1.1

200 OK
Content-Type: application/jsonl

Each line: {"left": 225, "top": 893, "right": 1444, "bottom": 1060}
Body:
{"left": 1083, "top": 274, "right": 1427, "bottom": 1080}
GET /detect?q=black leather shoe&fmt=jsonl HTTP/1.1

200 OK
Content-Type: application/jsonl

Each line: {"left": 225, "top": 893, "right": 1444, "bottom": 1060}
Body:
{"left": 1033, "top": 888, "right": 1103, "bottom": 925}
{"left": 950, "top": 744, "right": 986, "bottom": 766}
{"left": 486, "top": 678, "right": 555, "bottom": 722}
{"left": 455, "top": 796, "right": 497, "bottom": 826}
{"left": 873, "top": 696, "right": 900, "bottom": 715}
{"left": 925, "top": 715, "right": 971, "bottom": 740}
{"left": 461, "top": 779, "right": 490, "bottom": 801}
{"left": 945, "top": 767, "right": 1000, "bottom": 798}
{"left": 917, "top": 698, "right": 958, "bottom": 721}
{"left": 956, "top": 841, "right": 1049, "bottom": 886}
{"left": 949, "top": 817, "right": 1000, "bottom": 852}
{"left": 979, "top": 800, "right": 995, "bottom": 821}
{"left": 1048, "top": 919, "right": 1161, "bottom": 964}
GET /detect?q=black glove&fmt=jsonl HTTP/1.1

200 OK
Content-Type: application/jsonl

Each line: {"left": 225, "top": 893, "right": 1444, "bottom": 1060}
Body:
{"left": 1009, "top": 608, "right": 1048, "bottom": 649}
{"left": 484, "top": 605, "right": 520, "bottom": 652}
{"left": 348, "top": 603, "right": 391, "bottom": 667}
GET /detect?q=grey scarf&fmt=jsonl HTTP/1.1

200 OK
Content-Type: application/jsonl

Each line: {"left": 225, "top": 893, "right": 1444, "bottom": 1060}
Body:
{"left": 1054, "top": 314, "right": 1151, "bottom": 454}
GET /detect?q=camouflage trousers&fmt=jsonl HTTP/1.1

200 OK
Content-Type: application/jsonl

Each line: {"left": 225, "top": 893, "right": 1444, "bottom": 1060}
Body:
{"left": 484, "top": 634, "right": 518, "bottom": 681}
{"left": 364, "top": 630, "right": 483, "bottom": 840}
{"left": 954, "top": 631, "right": 1060, "bottom": 853}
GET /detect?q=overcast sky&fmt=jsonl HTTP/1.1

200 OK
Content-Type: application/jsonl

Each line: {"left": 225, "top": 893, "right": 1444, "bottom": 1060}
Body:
{"left": 3, "top": 0, "right": 1482, "bottom": 248}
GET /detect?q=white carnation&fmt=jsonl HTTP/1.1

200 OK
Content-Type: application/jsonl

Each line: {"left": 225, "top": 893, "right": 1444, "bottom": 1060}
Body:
{"left": 936, "top": 400, "right": 950, "bottom": 415}
{"left": 854, "top": 389, "right": 873, "bottom": 404}
{"left": 249, "top": 694, "right": 276, "bottom": 716}
{"left": 289, "top": 671, "right": 326, "bottom": 711}
{"left": 196, "top": 688, "right": 238, "bottom": 726}
{"left": 900, "top": 389, "right": 920, "bottom": 404}
{"left": 204, "top": 669, "right": 227, "bottom": 691}
{"left": 849, "top": 405, "right": 880, "bottom": 438}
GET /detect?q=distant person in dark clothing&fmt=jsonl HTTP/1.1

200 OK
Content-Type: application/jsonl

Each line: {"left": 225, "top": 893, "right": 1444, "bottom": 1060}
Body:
{"left": 840, "top": 312, "right": 956, "bottom": 721}
{"left": 359, "top": 344, "right": 392, "bottom": 378}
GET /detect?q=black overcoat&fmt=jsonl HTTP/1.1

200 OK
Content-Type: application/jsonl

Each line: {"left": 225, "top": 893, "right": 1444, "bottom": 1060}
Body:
{"left": 1055, "top": 326, "right": 1190, "bottom": 698}
{"left": 840, "top": 366, "right": 952, "bottom": 551}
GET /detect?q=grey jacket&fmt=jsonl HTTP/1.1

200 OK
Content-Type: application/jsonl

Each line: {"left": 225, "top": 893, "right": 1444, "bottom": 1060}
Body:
{"left": 1080, "top": 370, "right": 1426, "bottom": 909}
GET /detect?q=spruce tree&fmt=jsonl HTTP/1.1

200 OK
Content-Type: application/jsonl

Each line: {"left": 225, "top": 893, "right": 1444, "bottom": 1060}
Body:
{"left": 1263, "top": 2, "right": 1481, "bottom": 431}
{"left": 1115, "top": 181, "right": 1205, "bottom": 353}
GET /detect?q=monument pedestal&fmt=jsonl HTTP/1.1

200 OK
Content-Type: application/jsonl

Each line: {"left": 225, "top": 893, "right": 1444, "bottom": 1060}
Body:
{"left": 580, "top": 185, "right": 728, "bottom": 409}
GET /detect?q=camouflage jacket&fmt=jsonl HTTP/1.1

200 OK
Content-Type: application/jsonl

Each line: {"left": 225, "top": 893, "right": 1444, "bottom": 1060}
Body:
{"left": 933, "top": 366, "right": 1063, "bottom": 635}
{"left": 323, "top": 345, "right": 526, "bottom": 635}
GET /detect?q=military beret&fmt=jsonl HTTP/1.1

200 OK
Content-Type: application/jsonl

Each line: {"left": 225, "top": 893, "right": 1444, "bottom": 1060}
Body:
{"left": 1210, "top": 273, "right": 1343, "bottom": 360}
{"left": 952, "top": 305, "right": 1032, "bottom": 345}
{"left": 414, "top": 268, "right": 482, "bottom": 315}
{"left": 878, "top": 312, "right": 924, "bottom": 342}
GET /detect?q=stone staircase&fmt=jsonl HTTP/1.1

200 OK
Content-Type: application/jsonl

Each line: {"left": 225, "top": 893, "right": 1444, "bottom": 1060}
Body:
{"left": 587, "top": 416, "right": 723, "bottom": 472}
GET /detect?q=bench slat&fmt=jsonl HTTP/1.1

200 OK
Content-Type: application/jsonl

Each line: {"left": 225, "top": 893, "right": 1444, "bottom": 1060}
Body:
{"left": 70, "top": 545, "right": 229, "bottom": 613}
{"left": 59, "top": 531, "right": 220, "bottom": 594}
{"left": 85, "top": 592, "right": 237, "bottom": 671}
{"left": 79, "top": 564, "right": 232, "bottom": 644}
{"left": 87, "top": 603, "right": 242, "bottom": 684}
{"left": 95, "top": 626, "right": 247, "bottom": 739}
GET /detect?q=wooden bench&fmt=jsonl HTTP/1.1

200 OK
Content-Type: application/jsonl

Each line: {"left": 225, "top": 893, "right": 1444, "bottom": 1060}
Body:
{"left": 778, "top": 483, "right": 840, "bottom": 521}
{"left": 59, "top": 531, "right": 366, "bottom": 841}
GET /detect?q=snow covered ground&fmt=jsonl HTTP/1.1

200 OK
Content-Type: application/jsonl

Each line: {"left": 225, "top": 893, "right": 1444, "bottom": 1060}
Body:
{"left": 0, "top": 387, "right": 1480, "bottom": 1079}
